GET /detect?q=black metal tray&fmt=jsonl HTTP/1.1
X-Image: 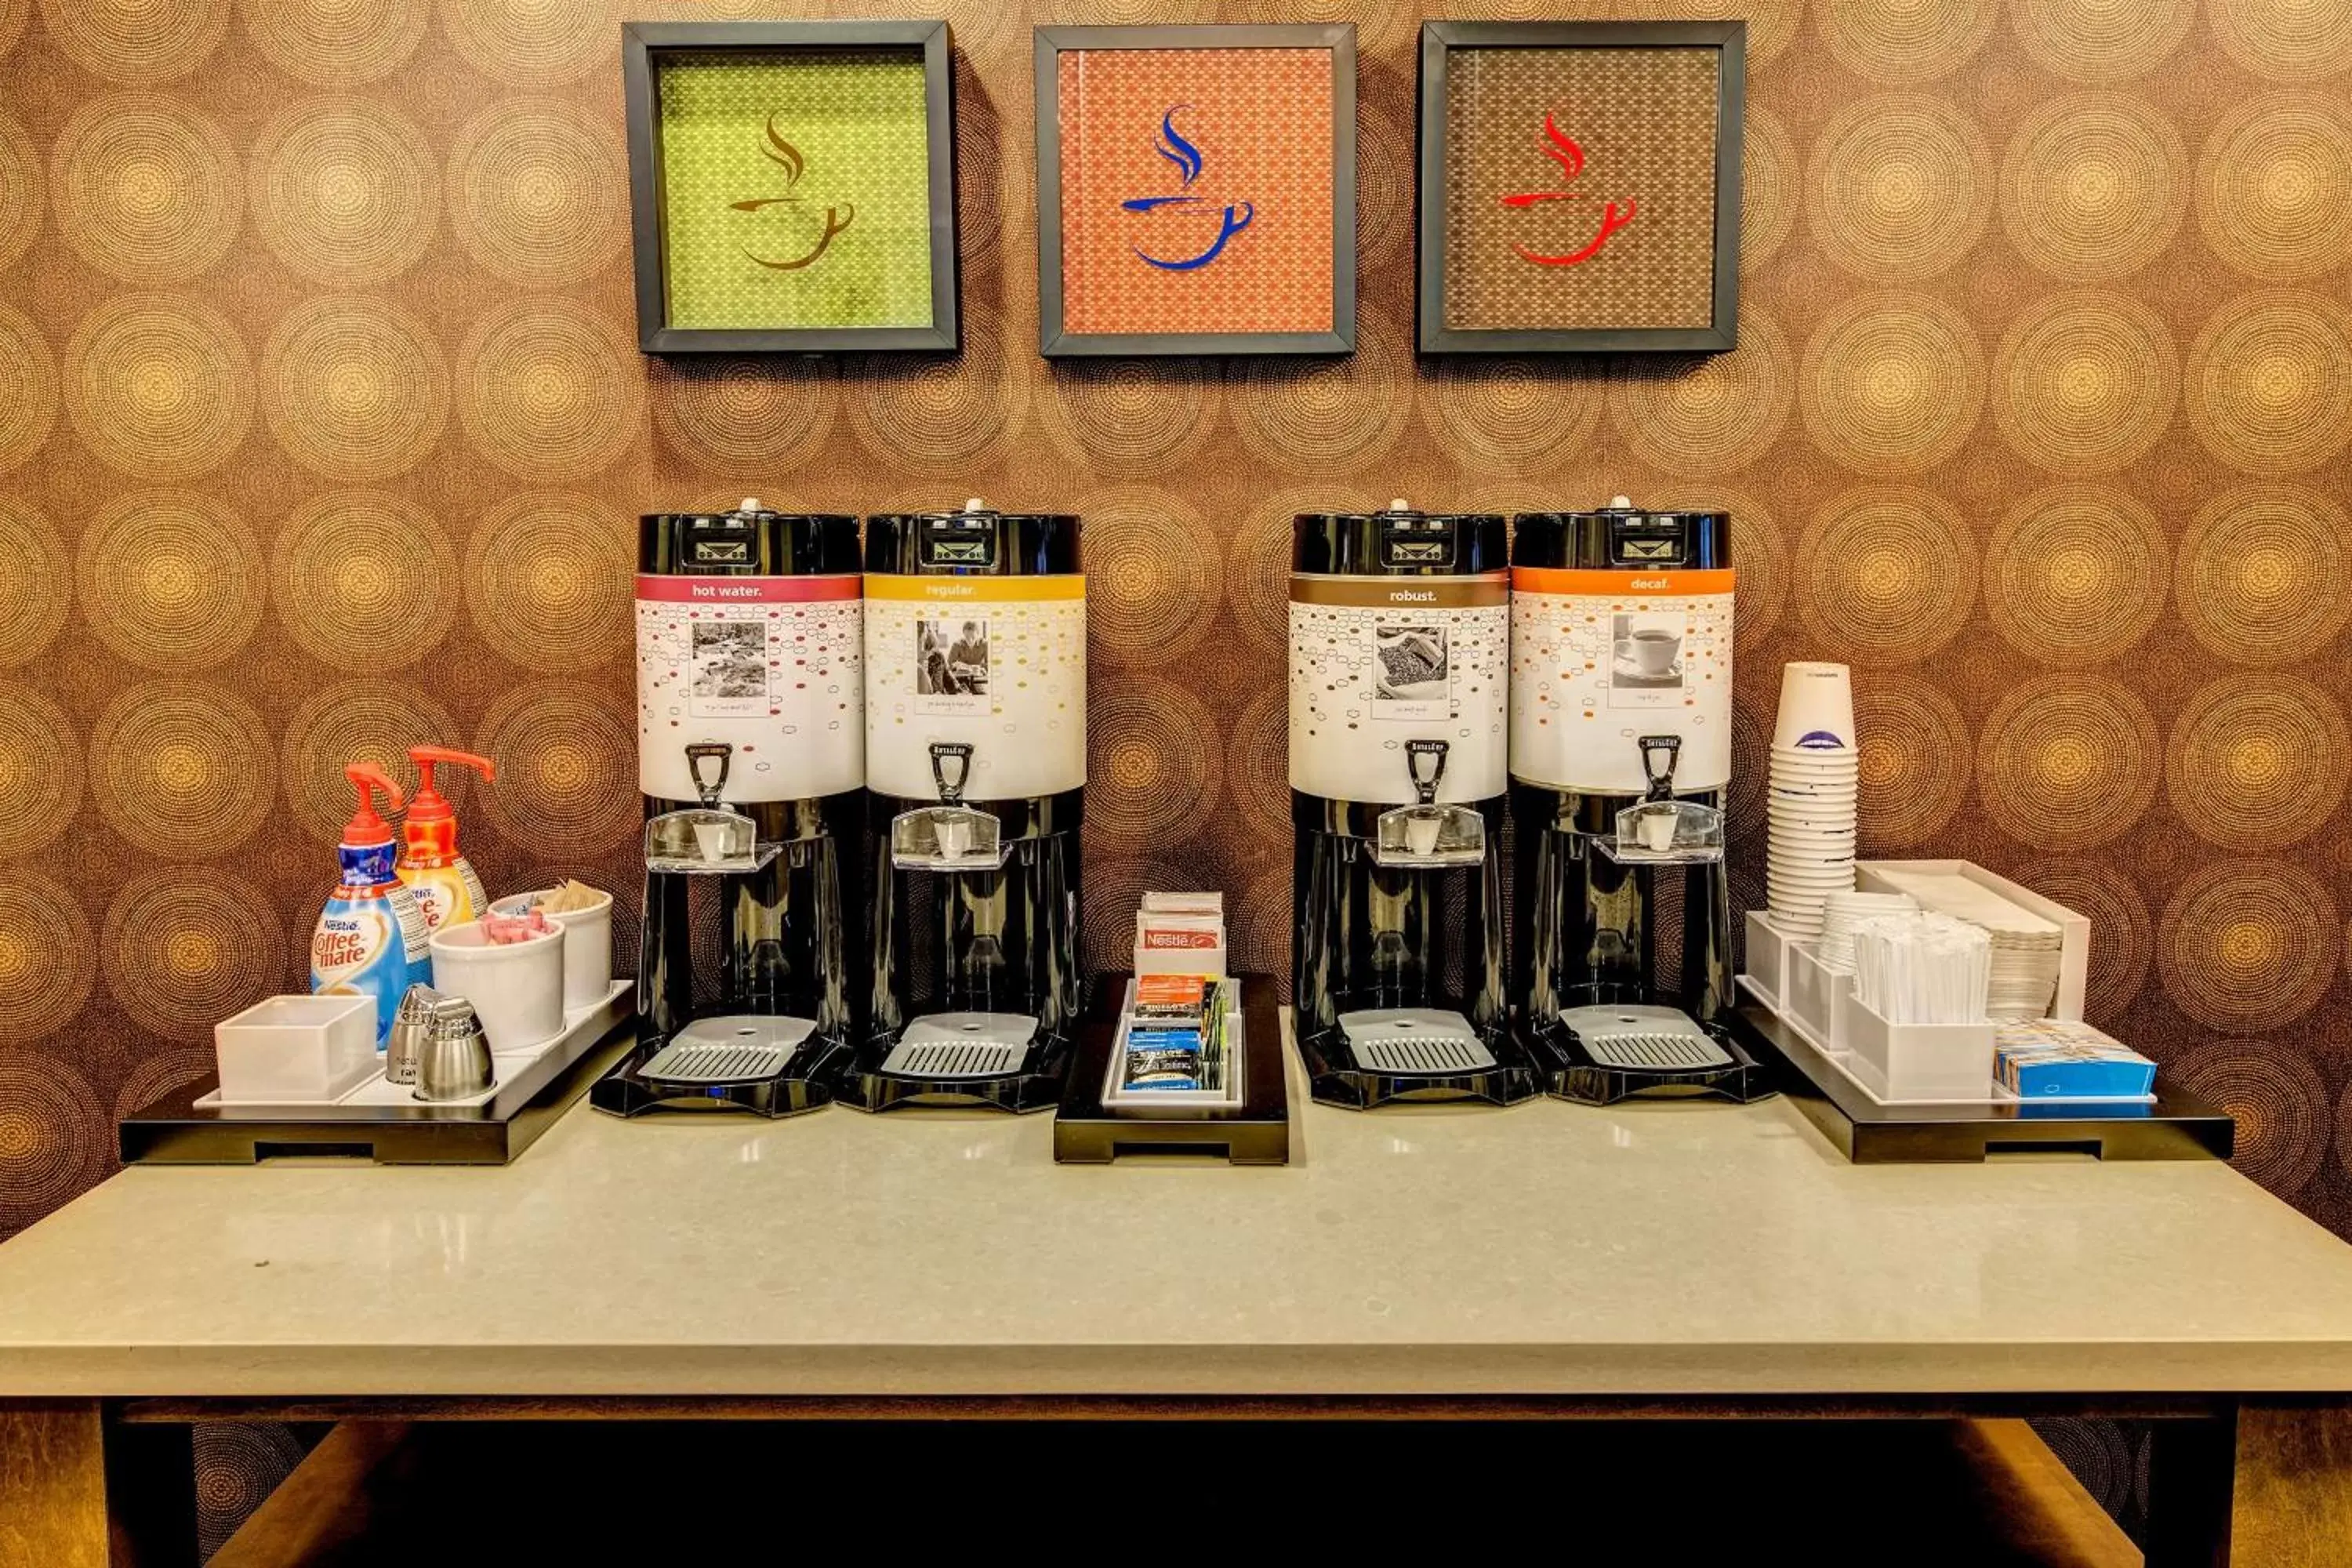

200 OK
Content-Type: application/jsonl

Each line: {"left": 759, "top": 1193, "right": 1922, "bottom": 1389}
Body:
{"left": 1054, "top": 975, "right": 1290, "bottom": 1164}
{"left": 118, "top": 988, "right": 635, "bottom": 1166}
{"left": 1731, "top": 1003, "right": 2234, "bottom": 1164}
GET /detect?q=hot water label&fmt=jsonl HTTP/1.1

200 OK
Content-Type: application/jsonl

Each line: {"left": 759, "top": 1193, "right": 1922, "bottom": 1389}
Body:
{"left": 1509, "top": 566, "right": 1733, "bottom": 794}
{"left": 863, "top": 574, "right": 1087, "bottom": 800}
{"left": 636, "top": 574, "right": 864, "bottom": 803}
{"left": 1287, "top": 574, "right": 1508, "bottom": 804}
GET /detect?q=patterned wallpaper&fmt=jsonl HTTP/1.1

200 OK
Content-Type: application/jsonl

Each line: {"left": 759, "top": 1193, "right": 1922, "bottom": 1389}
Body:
{"left": 0, "top": 0, "right": 2348, "bottom": 1539}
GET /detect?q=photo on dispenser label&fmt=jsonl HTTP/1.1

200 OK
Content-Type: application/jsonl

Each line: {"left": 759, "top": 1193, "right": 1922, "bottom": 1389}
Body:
{"left": 1374, "top": 622, "right": 1448, "bottom": 720}
{"left": 916, "top": 617, "right": 989, "bottom": 712}
{"left": 1611, "top": 612, "right": 1685, "bottom": 704}
{"left": 689, "top": 620, "right": 770, "bottom": 714}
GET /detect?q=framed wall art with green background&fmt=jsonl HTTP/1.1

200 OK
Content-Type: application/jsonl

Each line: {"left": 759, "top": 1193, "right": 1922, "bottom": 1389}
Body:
{"left": 623, "top": 20, "right": 959, "bottom": 351}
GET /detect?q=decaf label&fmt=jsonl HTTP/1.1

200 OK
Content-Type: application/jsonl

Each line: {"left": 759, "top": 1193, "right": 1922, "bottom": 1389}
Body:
{"left": 1510, "top": 566, "right": 1734, "bottom": 794}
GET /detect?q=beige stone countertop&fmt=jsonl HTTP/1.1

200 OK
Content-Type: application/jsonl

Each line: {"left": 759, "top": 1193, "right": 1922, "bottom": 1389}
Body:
{"left": 5, "top": 1065, "right": 2352, "bottom": 1399}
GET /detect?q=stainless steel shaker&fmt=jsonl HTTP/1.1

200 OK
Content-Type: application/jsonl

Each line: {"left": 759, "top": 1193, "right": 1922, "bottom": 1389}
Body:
{"left": 413, "top": 997, "right": 496, "bottom": 1101}
{"left": 387, "top": 984, "right": 447, "bottom": 1086}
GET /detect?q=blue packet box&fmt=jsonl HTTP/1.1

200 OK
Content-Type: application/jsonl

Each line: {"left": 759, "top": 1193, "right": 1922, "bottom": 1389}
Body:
{"left": 1995, "top": 1021, "right": 2155, "bottom": 1099}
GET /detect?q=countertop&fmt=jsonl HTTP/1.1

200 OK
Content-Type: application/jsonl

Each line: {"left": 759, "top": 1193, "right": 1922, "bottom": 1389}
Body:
{"left": 5, "top": 1046, "right": 2352, "bottom": 1399}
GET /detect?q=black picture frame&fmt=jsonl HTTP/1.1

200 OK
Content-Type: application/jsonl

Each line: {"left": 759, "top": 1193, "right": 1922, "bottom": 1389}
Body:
{"left": 622, "top": 20, "right": 960, "bottom": 354}
{"left": 1416, "top": 20, "right": 1744, "bottom": 355}
{"left": 1033, "top": 24, "right": 1357, "bottom": 358}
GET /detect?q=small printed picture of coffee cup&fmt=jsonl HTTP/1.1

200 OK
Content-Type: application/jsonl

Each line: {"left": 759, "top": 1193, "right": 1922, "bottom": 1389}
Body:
{"left": 1613, "top": 614, "right": 1684, "bottom": 688}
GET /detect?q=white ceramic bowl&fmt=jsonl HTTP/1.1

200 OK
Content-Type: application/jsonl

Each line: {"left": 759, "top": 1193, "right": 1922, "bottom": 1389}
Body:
{"left": 429, "top": 919, "right": 564, "bottom": 1051}
{"left": 489, "top": 887, "right": 614, "bottom": 1010}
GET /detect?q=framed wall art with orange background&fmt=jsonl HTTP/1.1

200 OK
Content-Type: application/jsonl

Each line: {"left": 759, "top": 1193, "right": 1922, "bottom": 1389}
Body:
{"left": 1036, "top": 25, "right": 1357, "bottom": 356}
{"left": 623, "top": 20, "right": 960, "bottom": 353}
{"left": 1418, "top": 20, "right": 1744, "bottom": 354}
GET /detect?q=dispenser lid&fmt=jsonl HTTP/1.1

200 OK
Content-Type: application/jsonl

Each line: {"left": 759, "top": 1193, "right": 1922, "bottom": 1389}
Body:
{"left": 1292, "top": 499, "right": 1508, "bottom": 576}
{"left": 866, "top": 497, "right": 1081, "bottom": 575}
{"left": 638, "top": 499, "right": 861, "bottom": 576}
{"left": 1512, "top": 495, "right": 1730, "bottom": 572}
{"left": 1515, "top": 494, "right": 1729, "bottom": 526}
{"left": 339, "top": 764, "right": 404, "bottom": 847}
{"left": 403, "top": 746, "right": 494, "bottom": 829}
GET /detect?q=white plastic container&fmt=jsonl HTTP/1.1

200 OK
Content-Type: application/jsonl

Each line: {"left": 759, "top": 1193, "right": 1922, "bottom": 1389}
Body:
{"left": 1787, "top": 943, "right": 1850, "bottom": 1052}
{"left": 491, "top": 888, "right": 613, "bottom": 1009}
{"left": 215, "top": 993, "right": 381, "bottom": 1104}
{"left": 429, "top": 920, "right": 564, "bottom": 1051}
{"left": 1742, "top": 909, "right": 1794, "bottom": 1009}
{"left": 1834, "top": 989, "right": 1995, "bottom": 1102}
{"left": 1855, "top": 858, "right": 2091, "bottom": 1022}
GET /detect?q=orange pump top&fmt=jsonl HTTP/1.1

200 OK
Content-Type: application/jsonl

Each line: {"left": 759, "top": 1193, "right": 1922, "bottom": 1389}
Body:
{"left": 402, "top": 746, "right": 495, "bottom": 862}
{"left": 341, "top": 764, "right": 405, "bottom": 848}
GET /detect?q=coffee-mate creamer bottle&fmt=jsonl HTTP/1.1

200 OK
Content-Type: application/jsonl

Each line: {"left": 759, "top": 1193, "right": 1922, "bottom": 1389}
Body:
{"left": 395, "top": 745, "right": 495, "bottom": 933}
{"left": 311, "top": 763, "right": 431, "bottom": 1047}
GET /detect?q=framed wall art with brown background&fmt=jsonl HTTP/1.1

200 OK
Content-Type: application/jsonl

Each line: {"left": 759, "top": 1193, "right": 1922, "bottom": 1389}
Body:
{"left": 1419, "top": 20, "right": 1744, "bottom": 353}
{"left": 1036, "top": 24, "right": 1356, "bottom": 356}
{"left": 623, "top": 20, "right": 959, "bottom": 352}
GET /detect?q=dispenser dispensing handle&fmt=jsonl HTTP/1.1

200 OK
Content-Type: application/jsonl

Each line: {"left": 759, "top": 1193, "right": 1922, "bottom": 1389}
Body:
{"left": 1639, "top": 735, "right": 1682, "bottom": 802}
{"left": 928, "top": 742, "right": 975, "bottom": 804}
{"left": 684, "top": 742, "right": 732, "bottom": 808}
{"left": 1404, "top": 739, "right": 1450, "bottom": 805}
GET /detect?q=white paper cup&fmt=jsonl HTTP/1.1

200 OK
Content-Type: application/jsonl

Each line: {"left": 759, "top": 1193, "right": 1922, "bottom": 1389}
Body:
{"left": 1773, "top": 662, "right": 1857, "bottom": 751}
{"left": 491, "top": 888, "right": 614, "bottom": 1010}
{"left": 429, "top": 920, "right": 564, "bottom": 1051}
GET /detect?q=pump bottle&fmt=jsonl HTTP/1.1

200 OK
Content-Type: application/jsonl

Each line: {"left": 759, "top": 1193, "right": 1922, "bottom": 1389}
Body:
{"left": 312, "top": 764, "right": 432, "bottom": 1047}
{"left": 397, "top": 746, "right": 495, "bottom": 933}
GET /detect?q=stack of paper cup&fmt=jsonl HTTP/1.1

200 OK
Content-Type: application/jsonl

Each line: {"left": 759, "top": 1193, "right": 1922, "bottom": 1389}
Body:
{"left": 1766, "top": 662, "right": 1859, "bottom": 937}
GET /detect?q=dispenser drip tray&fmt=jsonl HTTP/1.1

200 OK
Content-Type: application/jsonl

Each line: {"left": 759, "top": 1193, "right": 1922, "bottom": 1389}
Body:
{"left": 1562, "top": 1006, "right": 1734, "bottom": 1070}
{"left": 881, "top": 1013, "right": 1039, "bottom": 1080}
{"left": 1338, "top": 1008, "right": 1499, "bottom": 1075}
{"left": 641, "top": 1015, "right": 818, "bottom": 1085}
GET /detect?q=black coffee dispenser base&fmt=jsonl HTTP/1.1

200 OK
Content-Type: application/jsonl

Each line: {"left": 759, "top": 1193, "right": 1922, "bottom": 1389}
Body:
{"left": 1521, "top": 1014, "right": 1774, "bottom": 1107}
{"left": 833, "top": 1037, "right": 1076, "bottom": 1114}
{"left": 590, "top": 1036, "right": 846, "bottom": 1119}
{"left": 1295, "top": 1024, "right": 1543, "bottom": 1110}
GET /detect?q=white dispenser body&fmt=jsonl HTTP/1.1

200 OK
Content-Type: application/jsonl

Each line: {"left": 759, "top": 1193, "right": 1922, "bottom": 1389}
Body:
{"left": 1289, "top": 573, "right": 1509, "bottom": 805}
{"left": 864, "top": 574, "right": 1087, "bottom": 800}
{"left": 635, "top": 572, "right": 865, "bottom": 804}
{"left": 1509, "top": 564, "right": 1733, "bottom": 796}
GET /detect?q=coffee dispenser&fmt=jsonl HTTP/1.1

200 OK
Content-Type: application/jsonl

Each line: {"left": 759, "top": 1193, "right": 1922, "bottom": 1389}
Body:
{"left": 842, "top": 501, "right": 1086, "bottom": 1112}
{"left": 1508, "top": 497, "right": 1765, "bottom": 1104}
{"left": 593, "top": 501, "right": 866, "bottom": 1117}
{"left": 1289, "top": 503, "right": 1537, "bottom": 1107}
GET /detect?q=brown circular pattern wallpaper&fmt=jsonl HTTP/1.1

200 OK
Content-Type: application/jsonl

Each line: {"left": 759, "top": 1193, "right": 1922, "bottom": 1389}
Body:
{"left": 1800, "top": 291, "right": 1985, "bottom": 476}
{"left": 0, "top": 680, "right": 80, "bottom": 859}
{"left": 2173, "top": 483, "right": 2350, "bottom": 666}
{"left": 274, "top": 489, "right": 457, "bottom": 671}
{"left": 62, "top": 291, "right": 252, "bottom": 479}
{"left": 2195, "top": 91, "right": 2352, "bottom": 281}
{"left": 281, "top": 678, "right": 457, "bottom": 843}
{"left": 1998, "top": 91, "right": 2187, "bottom": 283}
{"left": 2183, "top": 289, "right": 2352, "bottom": 476}
{"left": 1976, "top": 673, "right": 2160, "bottom": 851}
{"left": 238, "top": 0, "right": 429, "bottom": 86}
{"left": 0, "top": 0, "right": 2348, "bottom": 1369}
{"left": 448, "top": 96, "right": 630, "bottom": 289}
{"left": 89, "top": 678, "right": 275, "bottom": 858}
{"left": 76, "top": 487, "right": 263, "bottom": 670}
{"left": 1991, "top": 290, "right": 2179, "bottom": 476}
{"left": 249, "top": 96, "right": 439, "bottom": 287}
{"left": 2165, "top": 674, "right": 2349, "bottom": 851}
{"left": 1808, "top": 93, "right": 1991, "bottom": 282}
{"left": 1794, "top": 485, "right": 1977, "bottom": 662}
{"left": 2009, "top": 0, "right": 2195, "bottom": 84}
{"left": 1984, "top": 484, "right": 2168, "bottom": 664}
{"left": 52, "top": 93, "right": 241, "bottom": 284}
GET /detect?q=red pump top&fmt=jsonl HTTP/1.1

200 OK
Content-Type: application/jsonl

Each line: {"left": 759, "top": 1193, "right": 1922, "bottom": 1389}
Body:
{"left": 341, "top": 764, "right": 405, "bottom": 848}
{"left": 403, "top": 746, "right": 495, "bottom": 862}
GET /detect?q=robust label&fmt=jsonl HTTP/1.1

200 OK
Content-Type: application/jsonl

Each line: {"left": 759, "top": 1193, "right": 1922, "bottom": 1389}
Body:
{"left": 865, "top": 575, "right": 1087, "bottom": 800}
{"left": 636, "top": 574, "right": 864, "bottom": 803}
{"left": 1509, "top": 566, "right": 1733, "bottom": 793}
{"left": 1288, "top": 573, "right": 1509, "bottom": 805}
